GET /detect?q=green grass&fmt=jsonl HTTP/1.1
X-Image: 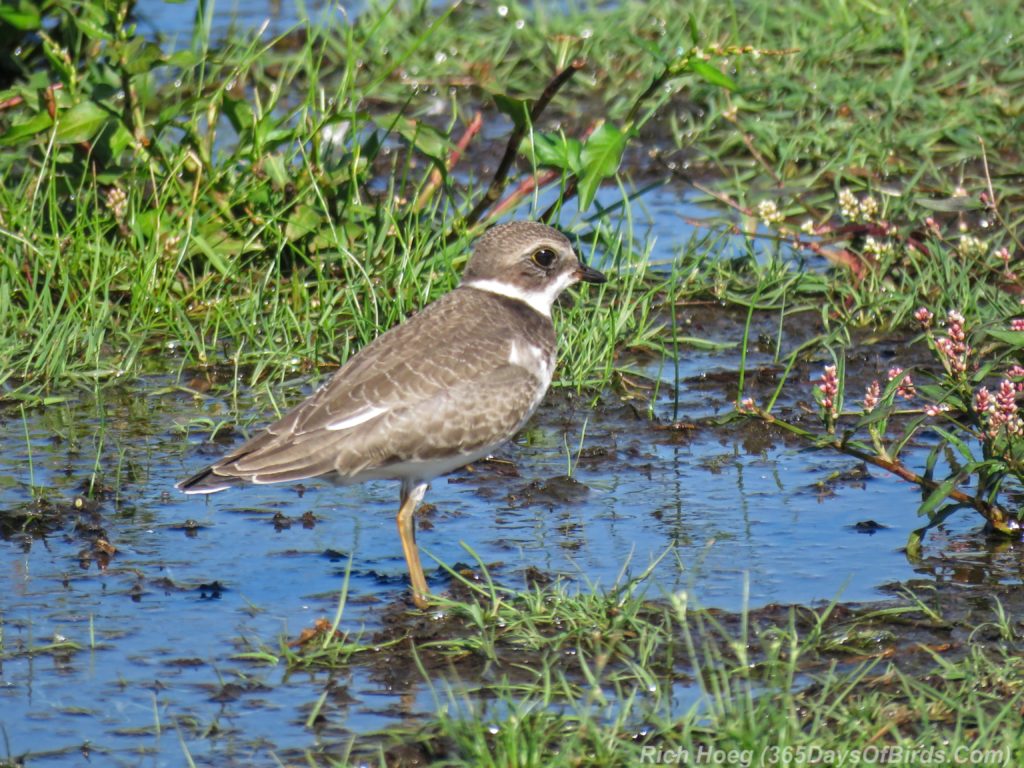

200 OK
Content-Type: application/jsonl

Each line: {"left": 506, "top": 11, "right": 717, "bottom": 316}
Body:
{"left": 259, "top": 565, "right": 1024, "bottom": 766}
{"left": 0, "top": 0, "right": 1020, "bottom": 404}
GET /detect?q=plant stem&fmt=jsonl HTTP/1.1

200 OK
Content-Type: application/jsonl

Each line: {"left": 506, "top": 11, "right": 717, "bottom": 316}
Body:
{"left": 749, "top": 407, "right": 1021, "bottom": 536}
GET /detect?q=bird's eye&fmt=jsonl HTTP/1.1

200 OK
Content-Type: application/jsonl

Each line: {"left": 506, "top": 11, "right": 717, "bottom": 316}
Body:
{"left": 531, "top": 248, "right": 557, "bottom": 269}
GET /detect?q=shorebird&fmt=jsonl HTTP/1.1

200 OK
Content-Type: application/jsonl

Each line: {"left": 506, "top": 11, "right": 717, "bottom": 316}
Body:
{"left": 177, "top": 221, "right": 606, "bottom": 607}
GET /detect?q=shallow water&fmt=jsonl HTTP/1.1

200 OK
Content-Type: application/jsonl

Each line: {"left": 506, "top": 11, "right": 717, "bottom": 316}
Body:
{"left": 2, "top": 343, "right": 1020, "bottom": 765}
{"left": 136, "top": 0, "right": 339, "bottom": 46}
{"left": 2, "top": 4, "right": 1019, "bottom": 764}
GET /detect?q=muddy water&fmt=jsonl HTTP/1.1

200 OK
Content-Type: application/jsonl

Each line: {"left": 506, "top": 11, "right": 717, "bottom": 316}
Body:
{"left": 2, "top": 328, "right": 1020, "bottom": 766}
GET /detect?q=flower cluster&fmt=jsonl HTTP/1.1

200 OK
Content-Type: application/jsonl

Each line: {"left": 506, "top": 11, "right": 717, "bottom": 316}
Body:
{"left": 934, "top": 310, "right": 970, "bottom": 376}
{"left": 105, "top": 185, "right": 128, "bottom": 219}
{"left": 737, "top": 397, "right": 756, "bottom": 413}
{"left": 817, "top": 364, "right": 839, "bottom": 415}
{"left": 839, "top": 188, "right": 857, "bottom": 218}
{"left": 862, "top": 380, "right": 881, "bottom": 412}
{"left": 838, "top": 188, "right": 879, "bottom": 223}
{"left": 957, "top": 234, "right": 989, "bottom": 260}
{"left": 996, "top": 246, "right": 1011, "bottom": 268}
{"left": 757, "top": 199, "right": 784, "bottom": 226}
{"left": 863, "top": 235, "right": 896, "bottom": 260}
{"left": 162, "top": 232, "right": 182, "bottom": 257}
{"left": 887, "top": 366, "right": 916, "bottom": 399}
{"left": 1008, "top": 365, "right": 1024, "bottom": 392}
{"left": 974, "top": 380, "right": 1024, "bottom": 440}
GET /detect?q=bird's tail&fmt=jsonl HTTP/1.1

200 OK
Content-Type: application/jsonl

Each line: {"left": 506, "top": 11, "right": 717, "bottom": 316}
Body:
{"left": 175, "top": 466, "right": 241, "bottom": 495}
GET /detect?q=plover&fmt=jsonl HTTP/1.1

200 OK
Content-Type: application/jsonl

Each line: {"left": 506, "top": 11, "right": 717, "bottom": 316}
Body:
{"left": 177, "top": 221, "right": 606, "bottom": 607}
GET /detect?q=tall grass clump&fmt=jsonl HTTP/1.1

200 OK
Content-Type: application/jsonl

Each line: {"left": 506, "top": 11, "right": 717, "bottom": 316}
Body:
{"left": 0, "top": 0, "right": 753, "bottom": 402}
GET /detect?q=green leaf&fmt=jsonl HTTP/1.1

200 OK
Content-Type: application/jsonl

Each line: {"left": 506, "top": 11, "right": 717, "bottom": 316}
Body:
{"left": 577, "top": 122, "right": 626, "bottom": 211}
{"left": 262, "top": 154, "right": 290, "bottom": 188}
{"left": 223, "top": 95, "right": 255, "bottom": 134}
{"left": 167, "top": 49, "right": 198, "bottom": 68}
{"left": 0, "top": 110, "right": 53, "bottom": 145}
{"left": 985, "top": 329, "right": 1024, "bottom": 347}
{"left": 913, "top": 196, "right": 981, "bottom": 213}
{"left": 905, "top": 528, "right": 923, "bottom": 560}
{"left": 677, "top": 336, "right": 737, "bottom": 351}
{"left": 853, "top": 401, "right": 896, "bottom": 429}
{"left": 131, "top": 209, "right": 158, "bottom": 240}
{"left": 120, "top": 39, "right": 166, "bottom": 75}
{"left": 89, "top": 119, "right": 136, "bottom": 161}
{"left": 522, "top": 131, "right": 582, "bottom": 173}
{"left": 687, "top": 59, "right": 737, "bottom": 91}
{"left": 69, "top": 14, "right": 110, "bottom": 40}
{"left": 375, "top": 113, "right": 451, "bottom": 162}
{"left": 55, "top": 101, "right": 111, "bottom": 144}
{"left": 931, "top": 426, "right": 976, "bottom": 464}
{"left": 890, "top": 413, "right": 927, "bottom": 457}
{"left": 918, "top": 476, "right": 960, "bottom": 518}
{"left": 191, "top": 234, "right": 233, "bottom": 276}
{"left": 914, "top": 383, "right": 964, "bottom": 407}
{"left": 285, "top": 204, "right": 321, "bottom": 242}
{"left": 69, "top": 6, "right": 112, "bottom": 41}
{"left": 107, "top": 122, "right": 136, "bottom": 158}
{"left": 0, "top": 3, "right": 41, "bottom": 29}
{"left": 687, "top": 15, "right": 699, "bottom": 45}
{"left": 493, "top": 93, "right": 530, "bottom": 131}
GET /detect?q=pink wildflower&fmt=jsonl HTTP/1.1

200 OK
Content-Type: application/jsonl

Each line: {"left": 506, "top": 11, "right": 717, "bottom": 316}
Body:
{"left": 914, "top": 307, "right": 934, "bottom": 328}
{"left": 818, "top": 365, "right": 839, "bottom": 411}
{"left": 887, "top": 367, "right": 916, "bottom": 400}
{"left": 863, "top": 380, "right": 881, "bottom": 412}
{"left": 994, "top": 380, "right": 1022, "bottom": 437}
{"left": 924, "top": 404, "right": 950, "bottom": 417}
{"left": 1008, "top": 365, "right": 1024, "bottom": 393}
{"left": 974, "top": 387, "right": 993, "bottom": 415}
{"left": 935, "top": 310, "right": 970, "bottom": 375}
{"left": 1011, "top": 319, "right": 1024, "bottom": 332}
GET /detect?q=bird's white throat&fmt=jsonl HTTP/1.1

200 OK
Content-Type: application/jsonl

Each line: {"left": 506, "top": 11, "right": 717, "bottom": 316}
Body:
{"left": 462, "top": 271, "right": 578, "bottom": 317}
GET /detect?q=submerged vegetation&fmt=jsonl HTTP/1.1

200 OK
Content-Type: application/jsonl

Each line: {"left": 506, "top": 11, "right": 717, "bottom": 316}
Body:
{"left": 2, "top": 0, "right": 1024, "bottom": 764}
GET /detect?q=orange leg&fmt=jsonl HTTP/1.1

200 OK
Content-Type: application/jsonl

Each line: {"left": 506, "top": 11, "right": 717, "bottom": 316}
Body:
{"left": 397, "top": 481, "right": 429, "bottom": 608}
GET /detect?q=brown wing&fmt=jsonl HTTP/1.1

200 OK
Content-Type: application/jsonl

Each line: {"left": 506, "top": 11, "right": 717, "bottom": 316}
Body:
{"left": 222, "top": 362, "right": 544, "bottom": 484}
{"left": 177, "top": 288, "right": 554, "bottom": 491}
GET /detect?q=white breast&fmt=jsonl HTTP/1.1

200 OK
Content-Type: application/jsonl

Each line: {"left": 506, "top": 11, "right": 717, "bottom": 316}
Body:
{"left": 508, "top": 338, "right": 555, "bottom": 430}
{"left": 509, "top": 339, "right": 554, "bottom": 386}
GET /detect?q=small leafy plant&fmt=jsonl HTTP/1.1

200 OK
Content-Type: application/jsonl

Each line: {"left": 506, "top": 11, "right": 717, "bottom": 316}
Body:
{"left": 737, "top": 180, "right": 1024, "bottom": 544}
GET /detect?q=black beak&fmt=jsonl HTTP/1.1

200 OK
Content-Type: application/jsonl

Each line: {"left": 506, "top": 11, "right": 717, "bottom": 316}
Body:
{"left": 576, "top": 263, "right": 607, "bottom": 284}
